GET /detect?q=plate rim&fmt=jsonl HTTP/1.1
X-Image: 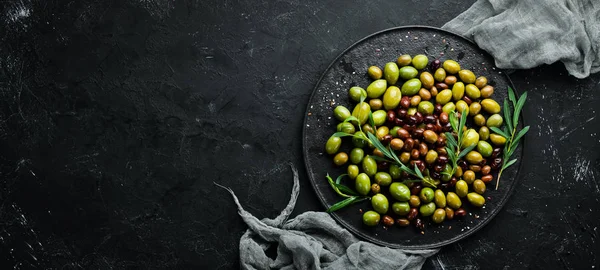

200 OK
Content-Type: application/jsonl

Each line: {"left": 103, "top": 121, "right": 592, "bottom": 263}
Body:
{"left": 301, "top": 25, "right": 525, "bottom": 249}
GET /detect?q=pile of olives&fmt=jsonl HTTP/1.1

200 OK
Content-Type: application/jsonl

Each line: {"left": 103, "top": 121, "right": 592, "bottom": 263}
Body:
{"left": 325, "top": 54, "right": 507, "bottom": 231}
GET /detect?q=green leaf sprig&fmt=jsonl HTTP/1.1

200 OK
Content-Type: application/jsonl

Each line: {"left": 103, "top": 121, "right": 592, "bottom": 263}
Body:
{"left": 444, "top": 111, "right": 475, "bottom": 178}
{"left": 325, "top": 95, "right": 436, "bottom": 212}
{"left": 492, "top": 87, "right": 530, "bottom": 190}
{"left": 325, "top": 174, "right": 368, "bottom": 213}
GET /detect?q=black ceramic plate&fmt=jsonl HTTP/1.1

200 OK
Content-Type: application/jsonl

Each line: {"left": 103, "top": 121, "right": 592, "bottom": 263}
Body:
{"left": 302, "top": 26, "right": 523, "bottom": 249}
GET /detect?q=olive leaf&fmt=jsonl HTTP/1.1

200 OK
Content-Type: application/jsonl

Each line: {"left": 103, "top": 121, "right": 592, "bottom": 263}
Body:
{"left": 334, "top": 174, "right": 347, "bottom": 184}
{"left": 503, "top": 99, "right": 514, "bottom": 131}
{"left": 458, "top": 144, "right": 476, "bottom": 159}
{"left": 513, "top": 91, "right": 527, "bottom": 128}
{"left": 489, "top": 127, "right": 510, "bottom": 139}
{"left": 332, "top": 132, "right": 355, "bottom": 138}
{"left": 508, "top": 86, "right": 517, "bottom": 107}
{"left": 445, "top": 132, "right": 457, "bottom": 147}
{"left": 343, "top": 116, "right": 360, "bottom": 124}
{"left": 503, "top": 158, "right": 518, "bottom": 170}
{"left": 327, "top": 196, "right": 368, "bottom": 213}
{"left": 326, "top": 174, "right": 352, "bottom": 198}
{"left": 513, "top": 125, "right": 530, "bottom": 145}
{"left": 368, "top": 111, "right": 376, "bottom": 129}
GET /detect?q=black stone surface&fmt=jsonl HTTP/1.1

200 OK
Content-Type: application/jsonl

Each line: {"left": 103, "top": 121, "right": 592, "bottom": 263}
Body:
{"left": 0, "top": 0, "right": 598, "bottom": 269}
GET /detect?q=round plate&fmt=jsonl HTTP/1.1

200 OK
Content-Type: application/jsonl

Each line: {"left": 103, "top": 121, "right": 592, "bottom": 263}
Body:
{"left": 302, "top": 26, "right": 523, "bottom": 249}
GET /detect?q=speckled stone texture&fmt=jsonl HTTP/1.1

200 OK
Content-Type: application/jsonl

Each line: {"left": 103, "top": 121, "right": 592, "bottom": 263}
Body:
{"left": 0, "top": 0, "right": 599, "bottom": 269}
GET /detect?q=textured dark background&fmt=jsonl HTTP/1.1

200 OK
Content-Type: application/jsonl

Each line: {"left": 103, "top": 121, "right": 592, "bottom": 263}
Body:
{"left": 0, "top": 0, "right": 598, "bottom": 269}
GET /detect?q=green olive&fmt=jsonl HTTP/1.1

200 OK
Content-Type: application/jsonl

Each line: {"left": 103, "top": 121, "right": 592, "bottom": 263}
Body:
{"left": 362, "top": 210, "right": 380, "bottom": 226}
{"left": 392, "top": 202, "right": 411, "bottom": 216}
{"left": 469, "top": 102, "right": 481, "bottom": 116}
{"left": 477, "top": 141, "right": 493, "bottom": 157}
{"left": 371, "top": 194, "right": 389, "bottom": 214}
{"left": 455, "top": 180, "right": 468, "bottom": 198}
{"left": 443, "top": 59, "right": 461, "bottom": 74}
{"left": 465, "top": 150, "right": 483, "bottom": 164}
{"left": 463, "top": 170, "right": 475, "bottom": 184}
{"left": 486, "top": 114, "right": 504, "bottom": 128}
{"left": 396, "top": 54, "right": 412, "bottom": 67}
{"left": 458, "top": 69, "right": 476, "bottom": 84}
{"left": 399, "top": 66, "right": 418, "bottom": 80}
{"left": 419, "top": 187, "right": 435, "bottom": 203}
{"left": 372, "top": 110, "right": 387, "bottom": 126}
{"left": 333, "top": 106, "right": 351, "bottom": 121}
{"left": 420, "top": 72, "right": 435, "bottom": 89}
{"left": 347, "top": 164, "right": 359, "bottom": 179}
{"left": 368, "top": 66, "right": 383, "bottom": 80}
{"left": 475, "top": 76, "right": 488, "bottom": 89}
{"left": 473, "top": 114, "right": 486, "bottom": 126}
{"left": 382, "top": 86, "right": 402, "bottom": 110}
{"left": 490, "top": 133, "right": 507, "bottom": 146}
{"left": 389, "top": 182, "right": 411, "bottom": 202}
{"left": 479, "top": 126, "right": 490, "bottom": 141}
{"left": 423, "top": 130, "right": 438, "bottom": 144}
{"left": 480, "top": 85, "right": 494, "bottom": 98}
{"left": 417, "top": 101, "right": 435, "bottom": 115}
{"left": 436, "top": 89, "right": 453, "bottom": 105}
{"left": 376, "top": 126, "right": 389, "bottom": 140}
{"left": 467, "top": 192, "right": 486, "bottom": 207}
{"left": 456, "top": 100, "right": 469, "bottom": 114}
{"left": 369, "top": 99, "right": 383, "bottom": 110}
{"left": 434, "top": 189, "right": 447, "bottom": 208}
{"left": 446, "top": 192, "right": 462, "bottom": 209}
{"left": 348, "top": 86, "right": 367, "bottom": 102}
{"left": 461, "top": 129, "right": 480, "bottom": 148}
{"left": 350, "top": 148, "right": 365, "bottom": 164}
{"left": 362, "top": 124, "right": 374, "bottom": 135}
{"left": 337, "top": 122, "right": 355, "bottom": 134}
{"left": 452, "top": 82, "right": 465, "bottom": 101}
{"left": 362, "top": 155, "right": 377, "bottom": 177}
{"left": 351, "top": 102, "right": 371, "bottom": 125}
{"left": 412, "top": 54, "right": 429, "bottom": 70}
{"left": 441, "top": 164, "right": 453, "bottom": 182}
{"left": 384, "top": 62, "right": 400, "bottom": 85}
{"left": 375, "top": 172, "right": 392, "bottom": 186}
{"left": 367, "top": 79, "right": 388, "bottom": 99}
{"left": 325, "top": 135, "right": 342, "bottom": 155}
{"left": 481, "top": 98, "right": 501, "bottom": 114}
{"left": 465, "top": 84, "right": 481, "bottom": 100}
{"left": 432, "top": 208, "right": 446, "bottom": 224}
{"left": 425, "top": 149, "right": 438, "bottom": 164}
{"left": 388, "top": 165, "right": 401, "bottom": 179}
{"left": 442, "top": 102, "right": 456, "bottom": 114}
{"left": 352, "top": 131, "right": 368, "bottom": 148}
{"left": 390, "top": 126, "right": 401, "bottom": 138}
{"left": 409, "top": 195, "right": 421, "bottom": 207}
{"left": 401, "top": 78, "right": 422, "bottom": 96}
{"left": 473, "top": 179, "right": 486, "bottom": 195}
{"left": 434, "top": 68, "right": 446, "bottom": 82}
{"left": 407, "top": 107, "right": 417, "bottom": 116}
{"left": 355, "top": 173, "right": 371, "bottom": 196}
{"left": 333, "top": 152, "right": 348, "bottom": 166}
{"left": 419, "top": 202, "right": 436, "bottom": 217}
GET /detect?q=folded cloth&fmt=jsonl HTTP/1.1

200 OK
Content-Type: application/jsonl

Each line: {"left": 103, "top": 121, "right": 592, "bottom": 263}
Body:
{"left": 442, "top": 0, "right": 600, "bottom": 78}
{"left": 216, "top": 166, "right": 439, "bottom": 270}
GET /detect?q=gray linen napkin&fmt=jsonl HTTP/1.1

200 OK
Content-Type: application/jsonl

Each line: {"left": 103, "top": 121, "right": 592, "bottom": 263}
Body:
{"left": 216, "top": 166, "right": 439, "bottom": 270}
{"left": 442, "top": 0, "right": 600, "bottom": 79}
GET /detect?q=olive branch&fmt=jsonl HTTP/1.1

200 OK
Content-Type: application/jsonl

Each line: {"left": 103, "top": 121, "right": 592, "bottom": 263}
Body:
{"left": 325, "top": 95, "right": 436, "bottom": 212}
{"left": 444, "top": 110, "right": 476, "bottom": 179}
{"left": 489, "top": 87, "right": 529, "bottom": 190}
